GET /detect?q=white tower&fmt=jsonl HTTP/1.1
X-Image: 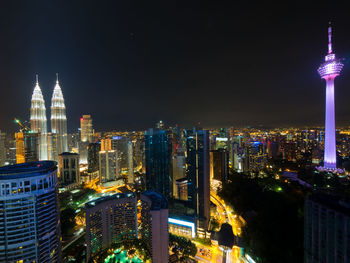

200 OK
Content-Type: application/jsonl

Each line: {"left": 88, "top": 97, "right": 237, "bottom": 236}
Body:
{"left": 51, "top": 73, "right": 68, "bottom": 160}
{"left": 30, "top": 75, "right": 48, "bottom": 160}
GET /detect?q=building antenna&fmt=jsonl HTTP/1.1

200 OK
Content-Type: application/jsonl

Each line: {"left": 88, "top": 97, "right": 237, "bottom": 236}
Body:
{"left": 328, "top": 21, "right": 332, "bottom": 54}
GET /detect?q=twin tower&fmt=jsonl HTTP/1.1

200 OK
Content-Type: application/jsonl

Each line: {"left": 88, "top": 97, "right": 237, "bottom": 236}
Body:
{"left": 30, "top": 74, "right": 68, "bottom": 161}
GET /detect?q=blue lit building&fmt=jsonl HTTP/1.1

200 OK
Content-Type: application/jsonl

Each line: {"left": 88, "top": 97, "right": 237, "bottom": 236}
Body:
{"left": 0, "top": 161, "right": 61, "bottom": 262}
{"left": 144, "top": 129, "right": 173, "bottom": 198}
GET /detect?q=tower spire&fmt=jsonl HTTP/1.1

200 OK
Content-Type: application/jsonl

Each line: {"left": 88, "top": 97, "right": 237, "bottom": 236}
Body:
{"left": 328, "top": 22, "right": 332, "bottom": 54}
{"left": 56, "top": 73, "right": 59, "bottom": 84}
{"left": 36, "top": 74, "right": 39, "bottom": 85}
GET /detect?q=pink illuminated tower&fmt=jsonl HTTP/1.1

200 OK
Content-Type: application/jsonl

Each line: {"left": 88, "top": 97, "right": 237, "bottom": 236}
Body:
{"left": 317, "top": 23, "right": 344, "bottom": 170}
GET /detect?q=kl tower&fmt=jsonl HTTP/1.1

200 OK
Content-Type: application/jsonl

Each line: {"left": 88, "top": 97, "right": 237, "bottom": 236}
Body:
{"left": 317, "top": 23, "right": 344, "bottom": 170}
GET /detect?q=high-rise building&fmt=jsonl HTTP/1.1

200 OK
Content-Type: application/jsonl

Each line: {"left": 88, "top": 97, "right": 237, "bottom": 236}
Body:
{"left": 145, "top": 129, "right": 172, "bottom": 198}
{"left": 59, "top": 152, "right": 80, "bottom": 187}
{"left": 243, "top": 141, "right": 267, "bottom": 174}
{"left": 99, "top": 149, "right": 117, "bottom": 183}
{"left": 127, "top": 140, "right": 134, "bottom": 184}
{"left": 51, "top": 74, "right": 68, "bottom": 161}
{"left": 317, "top": 23, "right": 344, "bottom": 170}
{"left": 185, "top": 128, "right": 210, "bottom": 235}
{"left": 15, "top": 131, "right": 39, "bottom": 164}
{"left": 88, "top": 142, "right": 100, "bottom": 173}
{"left": 0, "top": 131, "right": 5, "bottom": 166}
{"left": 140, "top": 191, "right": 169, "bottom": 263}
{"left": 30, "top": 75, "right": 48, "bottom": 160}
{"left": 305, "top": 193, "right": 350, "bottom": 263}
{"left": 78, "top": 141, "right": 89, "bottom": 164}
{"left": 85, "top": 192, "right": 137, "bottom": 260}
{"left": 80, "top": 115, "right": 93, "bottom": 143}
{"left": 0, "top": 161, "right": 61, "bottom": 262}
{"left": 210, "top": 149, "right": 229, "bottom": 190}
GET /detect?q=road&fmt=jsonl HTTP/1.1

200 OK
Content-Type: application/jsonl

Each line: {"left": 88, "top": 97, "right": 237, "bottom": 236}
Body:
{"left": 62, "top": 230, "right": 85, "bottom": 252}
{"left": 193, "top": 193, "right": 245, "bottom": 263}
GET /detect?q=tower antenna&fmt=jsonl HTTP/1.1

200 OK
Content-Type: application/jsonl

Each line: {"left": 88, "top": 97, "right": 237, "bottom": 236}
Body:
{"left": 328, "top": 21, "right": 332, "bottom": 54}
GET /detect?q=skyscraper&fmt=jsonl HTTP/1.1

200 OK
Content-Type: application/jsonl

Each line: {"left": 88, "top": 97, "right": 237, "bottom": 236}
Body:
{"left": 140, "top": 191, "right": 169, "bottom": 263}
{"left": 59, "top": 152, "right": 80, "bottom": 187}
{"left": 127, "top": 140, "right": 134, "bottom": 184}
{"left": 99, "top": 142, "right": 118, "bottom": 183}
{"left": 185, "top": 128, "right": 210, "bottom": 235}
{"left": 30, "top": 75, "right": 48, "bottom": 160}
{"left": 0, "top": 161, "right": 61, "bottom": 262}
{"left": 317, "top": 23, "right": 344, "bottom": 170}
{"left": 85, "top": 192, "right": 137, "bottom": 260}
{"left": 15, "top": 131, "right": 39, "bottom": 164}
{"left": 51, "top": 74, "right": 68, "bottom": 160}
{"left": 0, "top": 131, "right": 5, "bottom": 166}
{"left": 88, "top": 142, "right": 100, "bottom": 173}
{"left": 305, "top": 193, "right": 350, "bottom": 263}
{"left": 145, "top": 128, "right": 172, "bottom": 198}
{"left": 80, "top": 115, "right": 93, "bottom": 143}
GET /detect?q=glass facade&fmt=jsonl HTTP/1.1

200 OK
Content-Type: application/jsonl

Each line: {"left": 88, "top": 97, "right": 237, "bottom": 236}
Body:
{"left": 144, "top": 129, "right": 172, "bottom": 198}
{"left": 0, "top": 161, "right": 61, "bottom": 262}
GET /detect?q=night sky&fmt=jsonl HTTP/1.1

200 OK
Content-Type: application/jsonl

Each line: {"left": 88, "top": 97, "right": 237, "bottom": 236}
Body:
{"left": 1, "top": 1, "right": 350, "bottom": 132}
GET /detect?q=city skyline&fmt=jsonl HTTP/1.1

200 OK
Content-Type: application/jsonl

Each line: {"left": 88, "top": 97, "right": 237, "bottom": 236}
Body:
{"left": 1, "top": 2, "right": 350, "bottom": 132}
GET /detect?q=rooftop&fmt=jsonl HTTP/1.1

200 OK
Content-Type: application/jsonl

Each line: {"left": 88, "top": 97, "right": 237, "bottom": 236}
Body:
{"left": 308, "top": 193, "right": 350, "bottom": 216}
{"left": 142, "top": 190, "right": 168, "bottom": 210}
{"left": 0, "top": 161, "right": 57, "bottom": 180}
{"left": 86, "top": 192, "right": 136, "bottom": 208}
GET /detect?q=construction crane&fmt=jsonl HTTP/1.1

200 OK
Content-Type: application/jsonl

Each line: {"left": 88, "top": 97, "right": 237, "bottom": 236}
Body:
{"left": 14, "top": 118, "right": 30, "bottom": 132}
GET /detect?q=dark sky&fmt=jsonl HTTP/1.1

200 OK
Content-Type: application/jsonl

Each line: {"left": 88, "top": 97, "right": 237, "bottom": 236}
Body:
{"left": 1, "top": 1, "right": 350, "bottom": 132}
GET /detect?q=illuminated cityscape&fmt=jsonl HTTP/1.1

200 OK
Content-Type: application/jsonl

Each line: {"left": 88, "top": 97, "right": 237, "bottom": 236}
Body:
{"left": 2, "top": 3, "right": 350, "bottom": 263}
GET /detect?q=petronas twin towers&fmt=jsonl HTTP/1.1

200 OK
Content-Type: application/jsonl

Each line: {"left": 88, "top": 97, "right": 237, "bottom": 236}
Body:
{"left": 30, "top": 74, "right": 68, "bottom": 161}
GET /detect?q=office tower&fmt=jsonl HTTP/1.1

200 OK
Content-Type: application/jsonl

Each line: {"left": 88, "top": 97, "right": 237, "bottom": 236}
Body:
{"left": 99, "top": 149, "right": 117, "bottom": 183}
{"left": 7, "top": 139, "right": 17, "bottom": 165}
{"left": 230, "top": 135, "right": 244, "bottom": 172}
{"left": 185, "top": 128, "right": 210, "bottom": 234}
{"left": 51, "top": 74, "right": 68, "bottom": 160}
{"left": 15, "top": 131, "right": 39, "bottom": 163}
{"left": 30, "top": 75, "right": 48, "bottom": 160}
{"left": 176, "top": 178, "right": 188, "bottom": 201}
{"left": 110, "top": 137, "right": 131, "bottom": 179}
{"left": 156, "top": 120, "right": 165, "bottom": 129}
{"left": 305, "top": 193, "right": 350, "bottom": 263}
{"left": 145, "top": 128, "right": 172, "bottom": 198}
{"left": 172, "top": 149, "right": 186, "bottom": 198}
{"left": 134, "top": 137, "right": 145, "bottom": 173}
{"left": 243, "top": 141, "right": 267, "bottom": 174}
{"left": 210, "top": 149, "right": 229, "bottom": 190}
{"left": 0, "top": 131, "right": 5, "bottom": 166}
{"left": 88, "top": 142, "right": 100, "bottom": 173}
{"left": 78, "top": 141, "right": 89, "bottom": 164}
{"left": 127, "top": 140, "right": 134, "bottom": 184}
{"left": 0, "top": 161, "right": 61, "bottom": 262}
{"left": 317, "top": 24, "right": 344, "bottom": 170}
{"left": 140, "top": 191, "right": 169, "bottom": 263}
{"left": 85, "top": 192, "right": 137, "bottom": 260}
{"left": 67, "top": 132, "right": 80, "bottom": 152}
{"left": 58, "top": 152, "right": 80, "bottom": 186}
{"left": 80, "top": 115, "right": 93, "bottom": 143}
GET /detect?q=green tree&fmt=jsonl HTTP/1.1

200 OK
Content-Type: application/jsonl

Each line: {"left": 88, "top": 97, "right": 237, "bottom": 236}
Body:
{"left": 60, "top": 206, "right": 76, "bottom": 235}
